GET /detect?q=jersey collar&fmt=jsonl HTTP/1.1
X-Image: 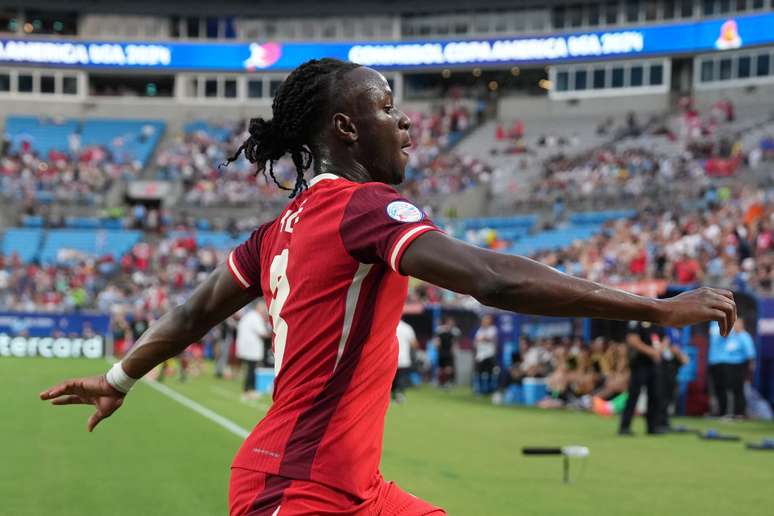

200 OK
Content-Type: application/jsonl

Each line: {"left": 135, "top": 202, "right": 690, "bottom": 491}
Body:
{"left": 307, "top": 173, "right": 341, "bottom": 188}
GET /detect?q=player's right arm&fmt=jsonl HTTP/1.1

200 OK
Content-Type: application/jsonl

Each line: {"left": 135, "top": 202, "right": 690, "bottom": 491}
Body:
{"left": 400, "top": 231, "right": 737, "bottom": 336}
{"left": 39, "top": 264, "right": 257, "bottom": 431}
{"left": 119, "top": 263, "right": 257, "bottom": 378}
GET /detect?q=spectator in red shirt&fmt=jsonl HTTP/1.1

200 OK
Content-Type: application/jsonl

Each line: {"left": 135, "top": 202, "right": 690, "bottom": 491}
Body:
{"left": 673, "top": 254, "right": 703, "bottom": 284}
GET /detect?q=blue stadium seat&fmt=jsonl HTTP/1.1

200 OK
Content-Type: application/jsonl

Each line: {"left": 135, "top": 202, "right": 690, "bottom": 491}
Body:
{"left": 2, "top": 228, "right": 43, "bottom": 262}
{"left": 65, "top": 217, "right": 100, "bottom": 229}
{"left": 194, "top": 231, "right": 245, "bottom": 250}
{"left": 5, "top": 116, "right": 79, "bottom": 156}
{"left": 99, "top": 219, "right": 125, "bottom": 230}
{"left": 569, "top": 210, "right": 636, "bottom": 226}
{"left": 184, "top": 121, "right": 233, "bottom": 142}
{"left": 21, "top": 216, "right": 44, "bottom": 228}
{"left": 39, "top": 229, "right": 141, "bottom": 264}
{"left": 5, "top": 116, "right": 165, "bottom": 169}
{"left": 80, "top": 119, "right": 165, "bottom": 167}
{"left": 167, "top": 231, "right": 247, "bottom": 250}
{"left": 34, "top": 191, "right": 55, "bottom": 204}
{"left": 506, "top": 223, "right": 603, "bottom": 255}
{"left": 461, "top": 214, "right": 538, "bottom": 231}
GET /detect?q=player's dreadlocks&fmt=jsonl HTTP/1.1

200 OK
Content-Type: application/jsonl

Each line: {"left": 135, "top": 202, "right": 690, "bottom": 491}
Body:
{"left": 224, "top": 58, "right": 361, "bottom": 198}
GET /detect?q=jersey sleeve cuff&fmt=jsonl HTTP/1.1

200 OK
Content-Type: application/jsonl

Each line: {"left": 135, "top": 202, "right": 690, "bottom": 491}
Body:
{"left": 227, "top": 250, "right": 252, "bottom": 289}
{"left": 388, "top": 225, "right": 438, "bottom": 274}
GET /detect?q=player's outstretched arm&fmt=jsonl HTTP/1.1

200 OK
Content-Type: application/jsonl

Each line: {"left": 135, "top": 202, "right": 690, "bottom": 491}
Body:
{"left": 400, "top": 231, "right": 736, "bottom": 336}
{"left": 40, "top": 264, "right": 257, "bottom": 431}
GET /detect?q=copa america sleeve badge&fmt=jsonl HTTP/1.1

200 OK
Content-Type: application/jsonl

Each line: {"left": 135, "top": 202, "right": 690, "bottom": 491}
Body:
{"left": 386, "top": 201, "right": 424, "bottom": 223}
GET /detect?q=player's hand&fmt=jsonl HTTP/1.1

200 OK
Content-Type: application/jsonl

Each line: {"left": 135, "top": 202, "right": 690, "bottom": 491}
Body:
{"left": 39, "top": 375, "right": 126, "bottom": 432}
{"left": 648, "top": 348, "right": 662, "bottom": 363}
{"left": 657, "top": 287, "right": 736, "bottom": 336}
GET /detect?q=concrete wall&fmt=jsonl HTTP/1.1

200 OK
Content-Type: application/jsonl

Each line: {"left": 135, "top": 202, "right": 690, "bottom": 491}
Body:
{"left": 693, "top": 83, "right": 774, "bottom": 111}
{"left": 498, "top": 93, "right": 671, "bottom": 120}
{"left": 0, "top": 97, "right": 272, "bottom": 133}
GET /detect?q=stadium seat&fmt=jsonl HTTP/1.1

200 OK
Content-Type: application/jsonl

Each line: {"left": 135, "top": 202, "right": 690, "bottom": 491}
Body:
{"left": 80, "top": 119, "right": 165, "bottom": 167}
{"left": 569, "top": 210, "right": 636, "bottom": 226}
{"left": 21, "top": 216, "right": 44, "bottom": 228}
{"left": 65, "top": 217, "right": 101, "bottom": 229}
{"left": 1, "top": 228, "right": 43, "bottom": 262}
{"left": 461, "top": 214, "right": 538, "bottom": 232}
{"left": 5, "top": 116, "right": 79, "bottom": 156}
{"left": 99, "top": 219, "right": 125, "bottom": 230}
{"left": 196, "top": 231, "right": 248, "bottom": 250}
{"left": 184, "top": 120, "right": 233, "bottom": 142}
{"left": 39, "top": 229, "right": 142, "bottom": 264}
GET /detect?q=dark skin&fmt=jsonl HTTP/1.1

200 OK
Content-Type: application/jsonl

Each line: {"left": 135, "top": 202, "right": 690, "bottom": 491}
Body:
{"left": 40, "top": 66, "right": 737, "bottom": 431}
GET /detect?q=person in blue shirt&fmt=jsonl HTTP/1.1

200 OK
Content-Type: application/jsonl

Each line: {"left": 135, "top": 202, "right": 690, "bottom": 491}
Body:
{"left": 707, "top": 321, "right": 726, "bottom": 417}
{"left": 710, "top": 319, "right": 756, "bottom": 417}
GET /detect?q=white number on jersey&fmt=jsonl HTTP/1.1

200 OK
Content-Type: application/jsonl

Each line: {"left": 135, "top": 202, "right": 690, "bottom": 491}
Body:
{"left": 269, "top": 248, "right": 290, "bottom": 374}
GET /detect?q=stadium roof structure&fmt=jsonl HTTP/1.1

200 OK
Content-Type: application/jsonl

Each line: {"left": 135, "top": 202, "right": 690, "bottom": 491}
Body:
{"left": 4, "top": 0, "right": 568, "bottom": 17}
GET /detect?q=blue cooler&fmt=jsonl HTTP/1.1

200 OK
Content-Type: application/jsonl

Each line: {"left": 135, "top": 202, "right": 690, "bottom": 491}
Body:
{"left": 255, "top": 367, "right": 275, "bottom": 394}
{"left": 522, "top": 378, "right": 547, "bottom": 406}
{"left": 504, "top": 384, "right": 523, "bottom": 405}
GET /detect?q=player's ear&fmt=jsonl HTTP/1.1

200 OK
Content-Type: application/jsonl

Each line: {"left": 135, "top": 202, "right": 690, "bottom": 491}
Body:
{"left": 332, "top": 112, "right": 358, "bottom": 144}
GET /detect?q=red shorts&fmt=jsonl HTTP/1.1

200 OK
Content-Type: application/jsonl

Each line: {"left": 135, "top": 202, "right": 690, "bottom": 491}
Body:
{"left": 229, "top": 467, "right": 446, "bottom": 516}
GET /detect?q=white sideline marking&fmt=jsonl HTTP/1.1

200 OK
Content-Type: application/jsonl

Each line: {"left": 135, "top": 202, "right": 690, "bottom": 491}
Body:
{"left": 143, "top": 379, "right": 250, "bottom": 439}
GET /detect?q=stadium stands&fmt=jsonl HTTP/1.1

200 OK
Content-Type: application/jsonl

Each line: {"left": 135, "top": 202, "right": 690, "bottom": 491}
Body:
{"left": 152, "top": 104, "right": 483, "bottom": 213}
{"left": 39, "top": 229, "right": 142, "bottom": 264}
{"left": 507, "top": 224, "right": 603, "bottom": 256}
{"left": 168, "top": 230, "right": 249, "bottom": 250}
{"left": 5, "top": 116, "right": 164, "bottom": 167}
{"left": 1, "top": 228, "right": 43, "bottom": 263}
{"left": 1, "top": 116, "right": 166, "bottom": 205}
{"left": 0, "top": 95, "right": 772, "bottom": 314}
{"left": 5, "top": 116, "right": 80, "bottom": 157}
{"left": 80, "top": 119, "right": 165, "bottom": 167}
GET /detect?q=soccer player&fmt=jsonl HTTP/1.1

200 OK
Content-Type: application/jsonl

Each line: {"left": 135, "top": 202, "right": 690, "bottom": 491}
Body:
{"left": 40, "top": 58, "right": 737, "bottom": 516}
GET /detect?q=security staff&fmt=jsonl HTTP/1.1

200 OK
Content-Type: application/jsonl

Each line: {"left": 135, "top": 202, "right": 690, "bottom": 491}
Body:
{"left": 708, "top": 320, "right": 726, "bottom": 416}
{"left": 716, "top": 319, "right": 756, "bottom": 417}
{"left": 619, "top": 320, "right": 665, "bottom": 435}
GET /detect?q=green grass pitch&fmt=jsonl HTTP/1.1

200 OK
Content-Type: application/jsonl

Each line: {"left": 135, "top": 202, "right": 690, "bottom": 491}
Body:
{"left": 3, "top": 357, "right": 772, "bottom": 515}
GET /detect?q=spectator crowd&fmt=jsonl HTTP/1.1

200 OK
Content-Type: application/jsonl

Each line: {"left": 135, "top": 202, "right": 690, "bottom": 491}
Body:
{"left": 152, "top": 104, "right": 487, "bottom": 215}
{"left": 528, "top": 186, "right": 774, "bottom": 295}
{"left": 0, "top": 143, "right": 141, "bottom": 204}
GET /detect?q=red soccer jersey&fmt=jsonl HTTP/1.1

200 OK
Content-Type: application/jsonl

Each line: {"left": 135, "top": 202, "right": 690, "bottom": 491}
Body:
{"left": 227, "top": 173, "right": 439, "bottom": 499}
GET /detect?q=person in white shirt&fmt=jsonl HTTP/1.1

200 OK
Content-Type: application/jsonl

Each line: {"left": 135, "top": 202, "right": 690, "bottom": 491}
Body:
{"left": 236, "top": 303, "right": 270, "bottom": 400}
{"left": 474, "top": 314, "right": 498, "bottom": 393}
{"left": 392, "top": 319, "right": 417, "bottom": 403}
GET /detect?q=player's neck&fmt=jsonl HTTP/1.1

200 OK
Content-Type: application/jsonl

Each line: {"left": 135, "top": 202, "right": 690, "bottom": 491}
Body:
{"left": 314, "top": 148, "right": 373, "bottom": 184}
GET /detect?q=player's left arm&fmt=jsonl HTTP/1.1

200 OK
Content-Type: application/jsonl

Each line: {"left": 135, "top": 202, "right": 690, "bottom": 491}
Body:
{"left": 400, "top": 231, "right": 736, "bottom": 334}
{"left": 40, "top": 264, "right": 256, "bottom": 431}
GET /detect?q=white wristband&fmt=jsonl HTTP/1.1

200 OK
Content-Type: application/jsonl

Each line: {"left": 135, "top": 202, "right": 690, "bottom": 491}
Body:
{"left": 106, "top": 362, "right": 137, "bottom": 394}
